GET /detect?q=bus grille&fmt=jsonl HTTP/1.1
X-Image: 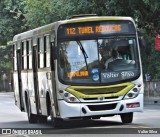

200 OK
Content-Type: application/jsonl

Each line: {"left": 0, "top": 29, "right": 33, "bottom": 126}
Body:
{"left": 83, "top": 96, "right": 119, "bottom": 100}
{"left": 74, "top": 86, "right": 126, "bottom": 95}
{"left": 87, "top": 103, "right": 117, "bottom": 111}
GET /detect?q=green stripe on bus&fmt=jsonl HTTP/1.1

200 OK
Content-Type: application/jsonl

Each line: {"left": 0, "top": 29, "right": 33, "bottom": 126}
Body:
{"left": 66, "top": 82, "right": 135, "bottom": 99}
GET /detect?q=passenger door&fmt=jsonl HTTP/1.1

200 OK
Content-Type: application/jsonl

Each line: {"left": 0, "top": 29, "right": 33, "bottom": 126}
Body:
{"left": 16, "top": 49, "right": 24, "bottom": 111}
{"left": 32, "top": 45, "right": 40, "bottom": 115}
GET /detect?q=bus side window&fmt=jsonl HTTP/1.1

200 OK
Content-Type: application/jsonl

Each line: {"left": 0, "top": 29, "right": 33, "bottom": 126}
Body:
{"left": 26, "top": 40, "right": 32, "bottom": 69}
{"left": 13, "top": 44, "right": 17, "bottom": 71}
{"left": 44, "top": 35, "right": 50, "bottom": 68}
{"left": 23, "top": 41, "right": 27, "bottom": 70}
{"left": 38, "top": 37, "right": 44, "bottom": 68}
{"left": 28, "top": 40, "right": 32, "bottom": 69}
{"left": 21, "top": 42, "right": 24, "bottom": 70}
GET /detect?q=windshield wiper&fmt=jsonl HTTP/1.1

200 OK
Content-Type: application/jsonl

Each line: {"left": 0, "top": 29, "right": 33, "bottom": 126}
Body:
{"left": 76, "top": 40, "right": 89, "bottom": 70}
{"left": 77, "top": 41, "right": 88, "bottom": 58}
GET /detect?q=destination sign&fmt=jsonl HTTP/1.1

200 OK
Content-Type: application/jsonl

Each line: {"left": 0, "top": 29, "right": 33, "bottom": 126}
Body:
{"left": 66, "top": 24, "right": 121, "bottom": 35}
{"left": 58, "top": 20, "right": 136, "bottom": 39}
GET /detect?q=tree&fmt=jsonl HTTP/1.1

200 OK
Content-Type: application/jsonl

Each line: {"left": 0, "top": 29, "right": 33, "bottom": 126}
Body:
{"left": 89, "top": 0, "right": 160, "bottom": 79}
{"left": 25, "top": 0, "right": 108, "bottom": 28}
{"left": 0, "top": 0, "right": 27, "bottom": 75}
{"left": 1, "top": 0, "right": 160, "bottom": 79}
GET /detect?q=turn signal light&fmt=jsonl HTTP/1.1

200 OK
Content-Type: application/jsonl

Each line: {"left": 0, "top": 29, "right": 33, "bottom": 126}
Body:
{"left": 126, "top": 102, "right": 140, "bottom": 108}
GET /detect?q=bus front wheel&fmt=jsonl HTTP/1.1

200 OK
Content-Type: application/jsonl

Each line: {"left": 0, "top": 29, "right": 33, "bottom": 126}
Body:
{"left": 37, "top": 115, "right": 47, "bottom": 123}
{"left": 120, "top": 112, "right": 133, "bottom": 124}
{"left": 50, "top": 105, "right": 63, "bottom": 128}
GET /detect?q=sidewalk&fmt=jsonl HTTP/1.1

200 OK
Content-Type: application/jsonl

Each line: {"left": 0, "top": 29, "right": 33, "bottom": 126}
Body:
{"left": 144, "top": 96, "right": 160, "bottom": 105}
{"left": 0, "top": 91, "right": 14, "bottom": 95}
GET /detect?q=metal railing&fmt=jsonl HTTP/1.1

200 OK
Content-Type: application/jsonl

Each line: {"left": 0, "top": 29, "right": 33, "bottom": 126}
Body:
{"left": 144, "top": 80, "right": 160, "bottom": 103}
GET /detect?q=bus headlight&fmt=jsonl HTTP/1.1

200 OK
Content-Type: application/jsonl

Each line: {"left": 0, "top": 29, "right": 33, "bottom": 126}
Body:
{"left": 59, "top": 90, "right": 80, "bottom": 103}
{"left": 124, "top": 87, "right": 140, "bottom": 99}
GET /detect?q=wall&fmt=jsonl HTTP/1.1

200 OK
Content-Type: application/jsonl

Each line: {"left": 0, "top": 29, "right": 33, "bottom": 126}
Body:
{"left": 144, "top": 80, "right": 160, "bottom": 104}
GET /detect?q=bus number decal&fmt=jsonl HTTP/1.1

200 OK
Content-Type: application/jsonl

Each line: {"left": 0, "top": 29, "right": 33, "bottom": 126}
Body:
{"left": 121, "top": 71, "right": 135, "bottom": 79}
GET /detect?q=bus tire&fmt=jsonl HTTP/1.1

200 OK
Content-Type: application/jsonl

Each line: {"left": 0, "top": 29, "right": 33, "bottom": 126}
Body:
{"left": 50, "top": 105, "right": 63, "bottom": 128}
{"left": 26, "top": 98, "right": 37, "bottom": 123}
{"left": 37, "top": 115, "right": 47, "bottom": 123}
{"left": 92, "top": 116, "right": 101, "bottom": 119}
{"left": 120, "top": 112, "right": 133, "bottom": 124}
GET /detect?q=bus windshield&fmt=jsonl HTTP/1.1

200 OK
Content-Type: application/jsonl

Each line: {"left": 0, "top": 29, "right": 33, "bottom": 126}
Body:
{"left": 58, "top": 37, "right": 140, "bottom": 85}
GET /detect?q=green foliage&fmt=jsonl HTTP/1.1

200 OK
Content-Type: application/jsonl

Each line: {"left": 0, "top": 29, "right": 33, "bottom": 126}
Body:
{"left": 0, "top": 0, "right": 27, "bottom": 45}
{"left": 0, "top": 0, "right": 27, "bottom": 75}
{"left": 0, "top": 0, "right": 160, "bottom": 79}
{"left": 25, "top": 0, "right": 109, "bottom": 28}
{"left": 0, "top": 45, "right": 13, "bottom": 74}
{"left": 25, "top": 0, "right": 54, "bottom": 28}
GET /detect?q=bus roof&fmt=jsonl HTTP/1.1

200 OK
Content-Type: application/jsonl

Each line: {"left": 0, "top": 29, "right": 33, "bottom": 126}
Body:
{"left": 13, "top": 16, "right": 135, "bottom": 42}
{"left": 13, "top": 22, "right": 57, "bottom": 42}
{"left": 66, "top": 16, "right": 134, "bottom": 23}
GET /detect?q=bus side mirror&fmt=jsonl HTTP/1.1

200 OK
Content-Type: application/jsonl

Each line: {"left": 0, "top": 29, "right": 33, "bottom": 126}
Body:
{"left": 138, "top": 31, "right": 146, "bottom": 48}
{"left": 145, "top": 73, "right": 151, "bottom": 81}
{"left": 138, "top": 36, "right": 146, "bottom": 48}
{"left": 51, "top": 41, "right": 57, "bottom": 60}
{"left": 51, "top": 41, "right": 57, "bottom": 71}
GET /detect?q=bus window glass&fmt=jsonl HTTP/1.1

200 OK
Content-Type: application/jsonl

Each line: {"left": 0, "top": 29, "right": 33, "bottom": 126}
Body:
{"left": 14, "top": 44, "right": 17, "bottom": 71}
{"left": 21, "top": 42, "right": 24, "bottom": 70}
{"left": 38, "top": 37, "right": 44, "bottom": 68}
{"left": 28, "top": 40, "right": 32, "bottom": 69}
{"left": 26, "top": 41, "right": 29, "bottom": 69}
{"left": 23, "top": 41, "right": 27, "bottom": 69}
{"left": 58, "top": 38, "right": 140, "bottom": 84}
{"left": 46, "top": 35, "right": 50, "bottom": 67}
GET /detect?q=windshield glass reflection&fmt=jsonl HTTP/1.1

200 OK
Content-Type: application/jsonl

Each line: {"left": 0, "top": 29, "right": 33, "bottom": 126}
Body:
{"left": 58, "top": 38, "right": 140, "bottom": 84}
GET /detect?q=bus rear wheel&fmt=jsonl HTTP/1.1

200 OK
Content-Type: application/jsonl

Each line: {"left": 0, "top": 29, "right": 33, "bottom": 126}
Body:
{"left": 120, "top": 112, "right": 133, "bottom": 124}
{"left": 26, "top": 99, "right": 37, "bottom": 123}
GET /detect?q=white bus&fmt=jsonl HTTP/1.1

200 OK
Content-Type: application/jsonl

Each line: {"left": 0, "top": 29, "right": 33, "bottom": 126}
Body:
{"left": 13, "top": 15, "right": 144, "bottom": 128}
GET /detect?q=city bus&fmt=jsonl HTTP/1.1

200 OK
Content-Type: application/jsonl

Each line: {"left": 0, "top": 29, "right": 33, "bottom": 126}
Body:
{"left": 13, "top": 15, "right": 144, "bottom": 127}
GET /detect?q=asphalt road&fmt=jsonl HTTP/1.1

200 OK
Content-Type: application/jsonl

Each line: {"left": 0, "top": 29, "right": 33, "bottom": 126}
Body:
{"left": 0, "top": 92, "right": 160, "bottom": 136}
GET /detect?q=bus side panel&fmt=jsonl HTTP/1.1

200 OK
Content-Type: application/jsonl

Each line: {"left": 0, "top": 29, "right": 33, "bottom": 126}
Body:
{"left": 38, "top": 71, "right": 48, "bottom": 116}
{"left": 27, "top": 71, "right": 37, "bottom": 114}
{"left": 21, "top": 71, "right": 28, "bottom": 112}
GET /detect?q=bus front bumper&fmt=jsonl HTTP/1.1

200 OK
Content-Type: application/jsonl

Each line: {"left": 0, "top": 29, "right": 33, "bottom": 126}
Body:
{"left": 58, "top": 94, "right": 143, "bottom": 119}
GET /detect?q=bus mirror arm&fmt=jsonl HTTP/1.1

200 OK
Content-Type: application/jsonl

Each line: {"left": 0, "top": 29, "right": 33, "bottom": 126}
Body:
{"left": 137, "top": 31, "right": 146, "bottom": 48}
{"left": 53, "top": 46, "right": 57, "bottom": 59}
{"left": 51, "top": 42, "right": 57, "bottom": 71}
{"left": 51, "top": 42, "right": 57, "bottom": 60}
{"left": 138, "top": 36, "right": 146, "bottom": 48}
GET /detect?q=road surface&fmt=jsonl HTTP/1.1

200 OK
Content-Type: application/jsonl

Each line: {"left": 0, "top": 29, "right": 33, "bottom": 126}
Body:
{"left": 0, "top": 92, "right": 160, "bottom": 136}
